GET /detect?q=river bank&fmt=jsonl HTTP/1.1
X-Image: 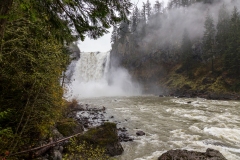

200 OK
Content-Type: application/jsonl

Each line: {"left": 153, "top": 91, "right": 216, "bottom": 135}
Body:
{"left": 158, "top": 88, "right": 240, "bottom": 100}
{"left": 28, "top": 101, "right": 135, "bottom": 160}
{"left": 24, "top": 96, "right": 236, "bottom": 160}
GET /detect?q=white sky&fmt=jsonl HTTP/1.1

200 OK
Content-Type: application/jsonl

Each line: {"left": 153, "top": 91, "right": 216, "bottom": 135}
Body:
{"left": 78, "top": 0, "right": 169, "bottom": 52}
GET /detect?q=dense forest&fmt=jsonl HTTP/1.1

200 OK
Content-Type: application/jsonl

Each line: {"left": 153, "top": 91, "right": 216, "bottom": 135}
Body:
{"left": 111, "top": 0, "right": 240, "bottom": 94}
{"left": 0, "top": 0, "right": 131, "bottom": 158}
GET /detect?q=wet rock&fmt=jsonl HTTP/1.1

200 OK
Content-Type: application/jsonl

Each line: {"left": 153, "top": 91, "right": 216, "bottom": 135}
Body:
{"left": 67, "top": 103, "right": 134, "bottom": 145}
{"left": 136, "top": 131, "right": 145, "bottom": 136}
{"left": 118, "top": 127, "right": 133, "bottom": 142}
{"left": 77, "top": 122, "right": 124, "bottom": 156}
{"left": 206, "top": 148, "right": 226, "bottom": 159}
{"left": 56, "top": 119, "right": 84, "bottom": 137}
{"left": 158, "top": 148, "right": 227, "bottom": 160}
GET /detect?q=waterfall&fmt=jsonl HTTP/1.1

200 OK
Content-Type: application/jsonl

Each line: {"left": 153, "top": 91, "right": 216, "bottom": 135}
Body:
{"left": 74, "top": 52, "right": 110, "bottom": 82}
{"left": 65, "top": 51, "right": 142, "bottom": 98}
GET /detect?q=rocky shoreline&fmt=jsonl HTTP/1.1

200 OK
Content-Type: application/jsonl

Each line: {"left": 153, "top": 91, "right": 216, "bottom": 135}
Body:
{"left": 159, "top": 87, "right": 240, "bottom": 100}
{"left": 34, "top": 102, "right": 136, "bottom": 160}
{"left": 67, "top": 103, "right": 135, "bottom": 142}
{"left": 34, "top": 101, "right": 228, "bottom": 160}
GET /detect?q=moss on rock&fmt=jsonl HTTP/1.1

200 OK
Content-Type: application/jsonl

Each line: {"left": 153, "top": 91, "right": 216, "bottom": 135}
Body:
{"left": 76, "top": 122, "right": 123, "bottom": 156}
{"left": 56, "top": 118, "right": 83, "bottom": 137}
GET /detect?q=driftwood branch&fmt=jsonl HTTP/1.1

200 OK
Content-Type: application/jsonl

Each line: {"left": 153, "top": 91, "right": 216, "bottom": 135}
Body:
{"left": 9, "top": 132, "right": 84, "bottom": 157}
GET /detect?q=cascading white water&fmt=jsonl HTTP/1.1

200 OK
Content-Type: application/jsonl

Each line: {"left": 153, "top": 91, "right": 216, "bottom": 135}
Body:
{"left": 74, "top": 52, "right": 110, "bottom": 82}
{"left": 65, "top": 51, "right": 142, "bottom": 99}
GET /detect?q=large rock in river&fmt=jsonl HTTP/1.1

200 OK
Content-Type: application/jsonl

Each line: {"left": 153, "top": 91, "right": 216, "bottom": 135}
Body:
{"left": 158, "top": 148, "right": 227, "bottom": 160}
{"left": 77, "top": 122, "right": 124, "bottom": 156}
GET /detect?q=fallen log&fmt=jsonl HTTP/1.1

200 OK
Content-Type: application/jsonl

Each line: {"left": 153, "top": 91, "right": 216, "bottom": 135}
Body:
{"left": 9, "top": 131, "right": 85, "bottom": 157}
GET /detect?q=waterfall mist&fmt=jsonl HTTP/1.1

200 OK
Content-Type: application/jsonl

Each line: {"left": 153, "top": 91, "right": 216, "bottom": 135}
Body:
{"left": 65, "top": 51, "right": 142, "bottom": 99}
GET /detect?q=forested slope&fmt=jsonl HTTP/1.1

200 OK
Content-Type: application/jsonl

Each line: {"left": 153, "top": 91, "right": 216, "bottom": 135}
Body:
{"left": 111, "top": 0, "right": 240, "bottom": 96}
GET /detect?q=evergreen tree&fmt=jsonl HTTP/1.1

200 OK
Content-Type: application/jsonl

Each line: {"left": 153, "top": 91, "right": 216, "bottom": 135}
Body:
{"left": 154, "top": 0, "right": 162, "bottom": 14}
{"left": 141, "top": 2, "right": 147, "bottom": 24}
{"left": 146, "top": 0, "right": 152, "bottom": 21}
{"left": 202, "top": 11, "right": 216, "bottom": 72}
{"left": 139, "top": 3, "right": 147, "bottom": 38}
{"left": 118, "top": 21, "right": 130, "bottom": 42}
{"left": 226, "top": 7, "right": 240, "bottom": 76}
{"left": 131, "top": 7, "right": 140, "bottom": 33}
{"left": 203, "top": 12, "right": 215, "bottom": 54}
{"left": 111, "top": 26, "right": 118, "bottom": 44}
{"left": 216, "top": 4, "right": 230, "bottom": 55}
{"left": 181, "top": 29, "right": 192, "bottom": 75}
{"left": 168, "top": 0, "right": 182, "bottom": 9}
{"left": 0, "top": 0, "right": 132, "bottom": 43}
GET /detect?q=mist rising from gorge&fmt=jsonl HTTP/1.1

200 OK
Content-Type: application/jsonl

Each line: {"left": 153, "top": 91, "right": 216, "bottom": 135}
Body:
{"left": 136, "top": 0, "right": 240, "bottom": 50}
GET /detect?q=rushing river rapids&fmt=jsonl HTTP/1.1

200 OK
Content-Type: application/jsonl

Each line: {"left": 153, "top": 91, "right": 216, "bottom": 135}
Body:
{"left": 77, "top": 96, "right": 240, "bottom": 160}
{"left": 66, "top": 52, "right": 240, "bottom": 159}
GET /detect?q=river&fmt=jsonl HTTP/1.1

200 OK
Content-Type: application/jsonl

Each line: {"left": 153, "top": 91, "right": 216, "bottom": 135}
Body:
{"left": 78, "top": 96, "right": 240, "bottom": 160}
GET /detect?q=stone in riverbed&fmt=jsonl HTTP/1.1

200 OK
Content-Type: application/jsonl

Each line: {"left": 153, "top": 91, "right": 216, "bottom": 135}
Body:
{"left": 76, "top": 122, "right": 123, "bottom": 156}
{"left": 158, "top": 148, "right": 227, "bottom": 160}
{"left": 136, "top": 131, "right": 145, "bottom": 136}
{"left": 56, "top": 118, "right": 84, "bottom": 137}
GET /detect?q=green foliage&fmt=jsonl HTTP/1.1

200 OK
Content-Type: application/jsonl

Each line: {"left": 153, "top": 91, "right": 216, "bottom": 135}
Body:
{"left": 0, "top": 0, "right": 132, "bottom": 43}
{"left": 63, "top": 139, "right": 111, "bottom": 160}
{"left": 0, "top": 0, "right": 133, "bottom": 157}
{"left": 0, "top": 1, "right": 69, "bottom": 154}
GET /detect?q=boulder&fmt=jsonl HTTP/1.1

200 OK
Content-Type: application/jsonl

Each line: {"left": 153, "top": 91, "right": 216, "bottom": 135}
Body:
{"left": 76, "top": 122, "right": 124, "bottom": 156}
{"left": 158, "top": 148, "right": 227, "bottom": 160}
{"left": 136, "top": 131, "right": 145, "bottom": 136}
{"left": 56, "top": 118, "right": 84, "bottom": 137}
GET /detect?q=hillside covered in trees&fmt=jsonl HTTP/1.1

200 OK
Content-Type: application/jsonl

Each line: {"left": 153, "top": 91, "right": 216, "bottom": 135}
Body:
{"left": 111, "top": 0, "right": 240, "bottom": 96}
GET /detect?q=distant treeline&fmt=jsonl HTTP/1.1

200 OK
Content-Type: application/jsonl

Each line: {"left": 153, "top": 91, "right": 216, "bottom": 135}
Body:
{"left": 111, "top": 0, "right": 240, "bottom": 85}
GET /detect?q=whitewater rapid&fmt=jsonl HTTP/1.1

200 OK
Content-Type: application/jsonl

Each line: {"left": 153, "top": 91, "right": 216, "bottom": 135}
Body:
{"left": 78, "top": 96, "right": 240, "bottom": 160}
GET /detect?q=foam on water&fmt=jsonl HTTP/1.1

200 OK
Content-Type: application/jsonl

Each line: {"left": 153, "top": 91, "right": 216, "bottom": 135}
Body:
{"left": 204, "top": 127, "right": 240, "bottom": 144}
{"left": 73, "top": 96, "right": 240, "bottom": 160}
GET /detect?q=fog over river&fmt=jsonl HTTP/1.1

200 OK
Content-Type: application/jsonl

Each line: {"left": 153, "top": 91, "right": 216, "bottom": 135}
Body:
{"left": 78, "top": 96, "right": 240, "bottom": 160}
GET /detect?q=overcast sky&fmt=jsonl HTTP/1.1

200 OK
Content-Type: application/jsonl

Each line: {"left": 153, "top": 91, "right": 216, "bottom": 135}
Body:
{"left": 78, "top": 0, "right": 169, "bottom": 52}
